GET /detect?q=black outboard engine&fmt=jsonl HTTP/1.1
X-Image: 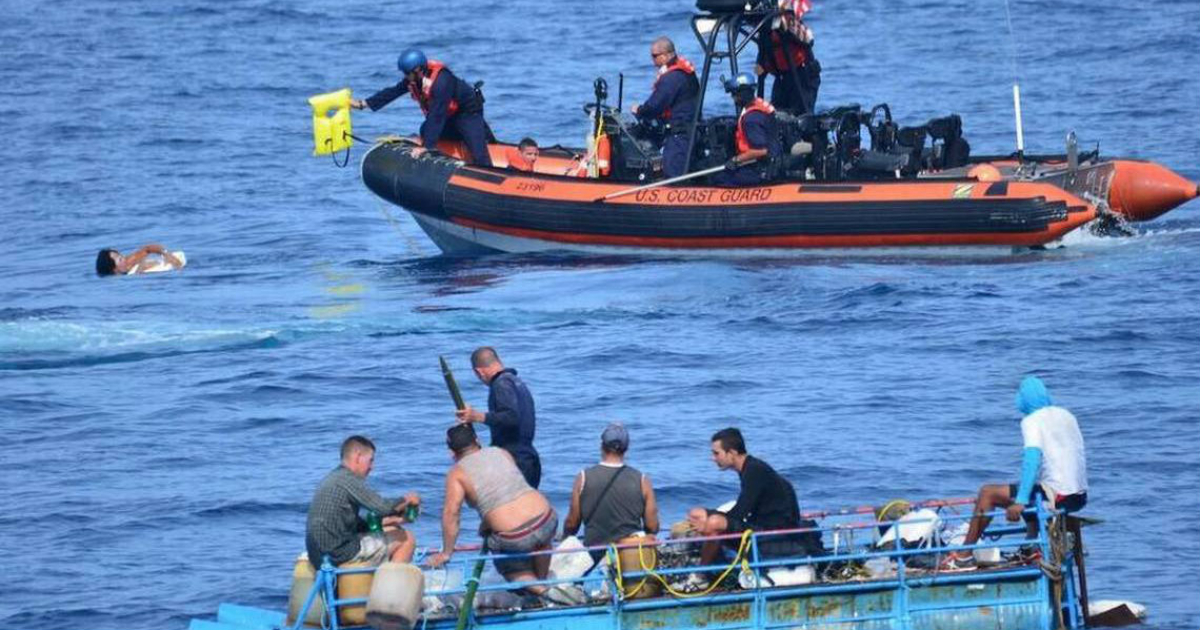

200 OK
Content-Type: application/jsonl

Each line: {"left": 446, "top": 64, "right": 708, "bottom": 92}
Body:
{"left": 767, "top": 103, "right": 973, "bottom": 180}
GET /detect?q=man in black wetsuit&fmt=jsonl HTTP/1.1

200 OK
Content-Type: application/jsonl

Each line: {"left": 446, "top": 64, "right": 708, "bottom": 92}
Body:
{"left": 632, "top": 36, "right": 700, "bottom": 178}
{"left": 688, "top": 427, "right": 821, "bottom": 564}
{"left": 350, "top": 48, "right": 493, "bottom": 166}
{"left": 455, "top": 347, "right": 542, "bottom": 488}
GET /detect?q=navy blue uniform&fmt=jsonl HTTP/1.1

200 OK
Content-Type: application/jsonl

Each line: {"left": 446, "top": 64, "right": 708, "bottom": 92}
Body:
{"left": 485, "top": 368, "right": 541, "bottom": 489}
{"left": 364, "top": 67, "right": 494, "bottom": 167}
{"left": 637, "top": 62, "right": 700, "bottom": 178}
{"left": 713, "top": 109, "right": 781, "bottom": 186}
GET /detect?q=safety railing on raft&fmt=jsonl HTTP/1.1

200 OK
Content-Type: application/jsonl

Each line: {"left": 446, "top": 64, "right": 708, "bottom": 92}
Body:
{"left": 289, "top": 498, "right": 1087, "bottom": 630}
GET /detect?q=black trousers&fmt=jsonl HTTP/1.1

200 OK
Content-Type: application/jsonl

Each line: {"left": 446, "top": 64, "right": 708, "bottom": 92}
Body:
{"left": 425, "top": 111, "right": 494, "bottom": 167}
{"left": 770, "top": 58, "right": 821, "bottom": 116}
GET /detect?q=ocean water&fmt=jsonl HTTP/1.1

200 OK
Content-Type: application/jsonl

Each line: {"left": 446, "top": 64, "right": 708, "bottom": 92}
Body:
{"left": 1, "top": 0, "right": 1198, "bottom": 628}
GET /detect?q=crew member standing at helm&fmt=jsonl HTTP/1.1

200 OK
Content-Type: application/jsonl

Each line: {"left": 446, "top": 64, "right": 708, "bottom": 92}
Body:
{"left": 351, "top": 49, "right": 494, "bottom": 167}
{"left": 632, "top": 37, "right": 700, "bottom": 178}
{"left": 712, "top": 73, "right": 781, "bottom": 186}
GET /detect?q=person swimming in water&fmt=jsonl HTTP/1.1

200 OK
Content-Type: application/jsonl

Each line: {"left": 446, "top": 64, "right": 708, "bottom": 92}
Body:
{"left": 95, "top": 244, "right": 185, "bottom": 276}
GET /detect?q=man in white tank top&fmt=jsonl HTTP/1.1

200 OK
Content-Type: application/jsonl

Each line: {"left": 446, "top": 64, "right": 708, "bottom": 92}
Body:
{"left": 428, "top": 424, "right": 565, "bottom": 601}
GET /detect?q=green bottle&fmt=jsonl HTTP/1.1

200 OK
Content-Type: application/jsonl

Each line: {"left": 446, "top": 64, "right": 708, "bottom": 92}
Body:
{"left": 404, "top": 503, "right": 420, "bottom": 522}
{"left": 366, "top": 511, "right": 383, "bottom": 532}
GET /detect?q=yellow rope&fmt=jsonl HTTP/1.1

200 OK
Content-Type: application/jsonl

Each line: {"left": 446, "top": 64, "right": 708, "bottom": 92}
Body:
{"left": 611, "top": 529, "right": 754, "bottom": 600}
{"left": 876, "top": 499, "right": 911, "bottom": 521}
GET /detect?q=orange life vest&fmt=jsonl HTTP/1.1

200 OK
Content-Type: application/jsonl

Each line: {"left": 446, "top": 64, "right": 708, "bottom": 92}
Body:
{"left": 651, "top": 56, "right": 697, "bottom": 120}
{"left": 735, "top": 99, "right": 776, "bottom": 154}
{"left": 505, "top": 146, "right": 534, "bottom": 172}
{"left": 762, "top": 30, "right": 811, "bottom": 75}
{"left": 408, "top": 60, "right": 459, "bottom": 117}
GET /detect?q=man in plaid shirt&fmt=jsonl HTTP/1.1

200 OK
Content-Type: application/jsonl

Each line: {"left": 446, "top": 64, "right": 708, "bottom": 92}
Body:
{"left": 305, "top": 435, "right": 420, "bottom": 567}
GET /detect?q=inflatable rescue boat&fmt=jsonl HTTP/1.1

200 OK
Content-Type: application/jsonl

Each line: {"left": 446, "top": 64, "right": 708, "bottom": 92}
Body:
{"left": 346, "top": 3, "right": 1196, "bottom": 256}
{"left": 361, "top": 139, "right": 1195, "bottom": 255}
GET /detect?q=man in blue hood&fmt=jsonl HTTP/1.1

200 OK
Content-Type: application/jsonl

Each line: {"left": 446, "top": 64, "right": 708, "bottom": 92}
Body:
{"left": 942, "top": 376, "right": 1089, "bottom": 570}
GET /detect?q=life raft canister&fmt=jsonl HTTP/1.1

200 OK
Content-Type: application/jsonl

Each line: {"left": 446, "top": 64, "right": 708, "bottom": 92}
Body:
{"left": 409, "top": 60, "right": 459, "bottom": 117}
{"left": 652, "top": 56, "right": 697, "bottom": 120}
{"left": 735, "top": 98, "right": 776, "bottom": 154}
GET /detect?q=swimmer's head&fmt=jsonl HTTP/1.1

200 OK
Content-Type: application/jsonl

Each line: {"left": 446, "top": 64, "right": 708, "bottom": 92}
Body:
{"left": 96, "top": 249, "right": 120, "bottom": 276}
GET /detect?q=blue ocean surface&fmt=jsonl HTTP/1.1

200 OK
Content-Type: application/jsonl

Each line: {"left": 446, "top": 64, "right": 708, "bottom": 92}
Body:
{"left": 1, "top": 0, "right": 1198, "bottom": 628}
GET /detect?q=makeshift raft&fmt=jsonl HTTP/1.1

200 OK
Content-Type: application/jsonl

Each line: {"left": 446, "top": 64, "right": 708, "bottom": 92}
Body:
{"left": 190, "top": 499, "right": 1104, "bottom": 630}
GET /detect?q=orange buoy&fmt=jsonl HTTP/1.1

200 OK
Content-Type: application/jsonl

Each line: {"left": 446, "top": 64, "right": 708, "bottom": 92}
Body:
{"left": 968, "top": 164, "right": 1003, "bottom": 182}
{"left": 1108, "top": 160, "right": 1198, "bottom": 221}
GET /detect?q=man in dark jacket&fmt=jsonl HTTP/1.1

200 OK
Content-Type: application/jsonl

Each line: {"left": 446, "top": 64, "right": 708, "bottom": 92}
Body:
{"left": 632, "top": 36, "right": 700, "bottom": 178}
{"left": 455, "top": 347, "right": 541, "bottom": 488}
{"left": 687, "top": 428, "right": 822, "bottom": 564}
{"left": 351, "top": 48, "right": 493, "bottom": 166}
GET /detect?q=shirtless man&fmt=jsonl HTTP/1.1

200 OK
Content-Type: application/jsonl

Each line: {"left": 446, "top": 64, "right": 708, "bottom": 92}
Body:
{"left": 427, "top": 424, "right": 557, "bottom": 596}
{"left": 95, "top": 244, "right": 184, "bottom": 276}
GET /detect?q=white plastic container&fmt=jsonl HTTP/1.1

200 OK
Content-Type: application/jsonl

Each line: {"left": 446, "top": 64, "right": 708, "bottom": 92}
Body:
{"left": 974, "top": 546, "right": 1002, "bottom": 565}
{"left": 366, "top": 562, "right": 424, "bottom": 630}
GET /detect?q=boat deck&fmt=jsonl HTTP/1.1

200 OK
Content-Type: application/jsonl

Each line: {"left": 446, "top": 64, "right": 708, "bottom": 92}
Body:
{"left": 190, "top": 499, "right": 1089, "bottom": 630}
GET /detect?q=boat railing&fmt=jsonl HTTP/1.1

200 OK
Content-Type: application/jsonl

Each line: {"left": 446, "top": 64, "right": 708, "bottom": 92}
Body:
{"left": 294, "top": 498, "right": 1086, "bottom": 630}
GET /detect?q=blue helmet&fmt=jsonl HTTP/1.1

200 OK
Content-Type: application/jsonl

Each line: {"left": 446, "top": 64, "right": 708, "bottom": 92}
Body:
{"left": 397, "top": 48, "right": 428, "bottom": 74}
{"left": 724, "top": 72, "right": 756, "bottom": 93}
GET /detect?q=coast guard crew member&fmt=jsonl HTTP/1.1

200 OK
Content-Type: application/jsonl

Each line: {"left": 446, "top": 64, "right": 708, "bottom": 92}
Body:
{"left": 351, "top": 49, "right": 494, "bottom": 167}
{"left": 711, "top": 73, "right": 781, "bottom": 186}
{"left": 632, "top": 37, "right": 700, "bottom": 178}
{"left": 754, "top": 0, "right": 821, "bottom": 114}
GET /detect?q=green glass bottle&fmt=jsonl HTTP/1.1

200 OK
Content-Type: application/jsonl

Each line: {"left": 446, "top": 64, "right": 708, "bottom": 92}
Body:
{"left": 404, "top": 503, "right": 420, "bottom": 522}
{"left": 366, "top": 511, "right": 383, "bottom": 532}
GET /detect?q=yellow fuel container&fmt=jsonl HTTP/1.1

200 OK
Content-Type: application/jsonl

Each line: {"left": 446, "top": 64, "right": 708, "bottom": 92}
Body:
{"left": 336, "top": 561, "right": 375, "bottom": 626}
{"left": 286, "top": 554, "right": 326, "bottom": 627}
{"left": 309, "top": 88, "right": 353, "bottom": 156}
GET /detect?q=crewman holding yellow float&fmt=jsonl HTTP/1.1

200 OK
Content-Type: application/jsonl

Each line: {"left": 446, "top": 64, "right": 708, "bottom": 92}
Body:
{"left": 350, "top": 49, "right": 494, "bottom": 167}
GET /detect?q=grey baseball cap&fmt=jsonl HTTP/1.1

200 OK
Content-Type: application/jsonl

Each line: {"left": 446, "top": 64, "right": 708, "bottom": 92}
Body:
{"left": 601, "top": 423, "right": 630, "bottom": 449}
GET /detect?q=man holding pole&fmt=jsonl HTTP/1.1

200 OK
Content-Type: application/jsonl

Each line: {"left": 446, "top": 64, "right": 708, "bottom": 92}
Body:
{"left": 455, "top": 347, "right": 542, "bottom": 489}
{"left": 710, "top": 73, "right": 782, "bottom": 186}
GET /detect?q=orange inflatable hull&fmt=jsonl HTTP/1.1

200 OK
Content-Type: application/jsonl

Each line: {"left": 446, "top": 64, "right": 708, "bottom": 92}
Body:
{"left": 360, "top": 140, "right": 1194, "bottom": 255}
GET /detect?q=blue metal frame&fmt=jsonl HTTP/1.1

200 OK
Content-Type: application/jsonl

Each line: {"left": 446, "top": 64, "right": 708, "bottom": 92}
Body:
{"left": 274, "top": 502, "right": 1083, "bottom": 630}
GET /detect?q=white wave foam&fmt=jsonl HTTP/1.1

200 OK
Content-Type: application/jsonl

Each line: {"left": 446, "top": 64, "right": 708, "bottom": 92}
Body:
{"left": 0, "top": 319, "right": 279, "bottom": 354}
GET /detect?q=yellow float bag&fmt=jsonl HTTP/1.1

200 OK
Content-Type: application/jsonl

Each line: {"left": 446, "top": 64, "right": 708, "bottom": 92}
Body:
{"left": 309, "top": 88, "right": 353, "bottom": 156}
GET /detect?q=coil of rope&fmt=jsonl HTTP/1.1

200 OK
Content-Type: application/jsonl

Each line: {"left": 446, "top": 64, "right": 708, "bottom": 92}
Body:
{"left": 610, "top": 529, "right": 754, "bottom": 599}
